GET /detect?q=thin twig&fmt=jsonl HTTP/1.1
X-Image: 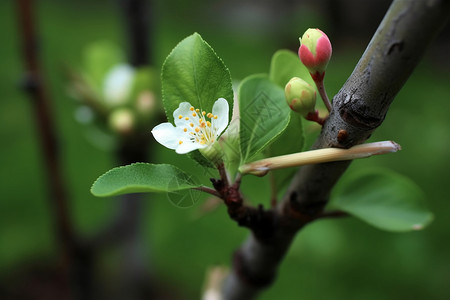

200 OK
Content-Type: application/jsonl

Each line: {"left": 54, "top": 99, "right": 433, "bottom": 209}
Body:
{"left": 218, "top": 163, "right": 230, "bottom": 188}
{"left": 194, "top": 186, "right": 222, "bottom": 198}
{"left": 240, "top": 141, "right": 401, "bottom": 175}
{"left": 16, "top": 0, "right": 75, "bottom": 274}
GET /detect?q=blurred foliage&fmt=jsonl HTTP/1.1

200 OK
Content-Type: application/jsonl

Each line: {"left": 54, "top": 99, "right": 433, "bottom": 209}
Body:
{"left": 1, "top": 0, "right": 450, "bottom": 299}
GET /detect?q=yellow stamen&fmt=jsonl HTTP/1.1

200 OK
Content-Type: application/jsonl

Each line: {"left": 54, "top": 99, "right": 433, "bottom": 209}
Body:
{"left": 195, "top": 127, "right": 200, "bottom": 133}
{"left": 179, "top": 141, "right": 183, "bottom": 144}
{"left": 192, "top": 112, "right": 197, "bottom": 117}
{"left": 202, "top": 111, "right": 206, "bottom": 116}
{"left": 190, "top": 107, "right": 194, "bottom": 111}
{"left": 207, "top": 121, "right": 211, "bottom": 127}
{"left": 200, "top": 123, "right": 206, "bottom": 128}
{"left": 214, "top": 115, "right": 218, "bottom": 119}
{"left": 183, "top": 128, "right": 187, "bottom": 132}
{"left": 185, "top": 117, "right": 189, "bottom": 120}
{"left": 196, "top": 109, "right": 200, "bottom": 112}
{"left": 178, "top": 115, "right": 183, "bottom": 119}
{"left": 190, "top": 123, "right": 194, "bottom": 127}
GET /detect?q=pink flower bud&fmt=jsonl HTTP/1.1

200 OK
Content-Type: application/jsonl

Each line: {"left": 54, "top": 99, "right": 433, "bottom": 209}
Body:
{"left": 298, "top": 28, "right": 332, "bottom": 81}
{"left": 285, "top": 77, "right": 316, "bottom": 117}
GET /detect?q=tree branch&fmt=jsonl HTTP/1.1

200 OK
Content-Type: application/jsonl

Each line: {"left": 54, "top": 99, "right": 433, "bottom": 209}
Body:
{"left": 16, "top": 0, "right": 75, "bottom": 284}
{"left": 223, "top": 0, "right": 450, "bottom": 299}
{"left": 120, "top": 0, "right": 152, "bottom": 67}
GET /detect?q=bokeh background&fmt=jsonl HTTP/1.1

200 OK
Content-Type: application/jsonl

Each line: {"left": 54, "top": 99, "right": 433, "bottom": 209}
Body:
{"left": 1, "top": 0, "right": 450, "bottom": 299}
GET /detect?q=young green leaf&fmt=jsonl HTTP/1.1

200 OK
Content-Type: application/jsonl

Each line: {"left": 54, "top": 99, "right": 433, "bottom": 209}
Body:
{"left": 239, "top": 74, "right": 291, "bottom": 163}
{"left": 91, "top": 163, "right": 200, "bottom": 197}
{"left": 265, "top": 111, "right": 304, "bottom": 193}
{"left": 330, "top": 168, "right": 433, "bottom": 232}
{"left": 161, "top": 33, "right": 233, "bottom": 124}
{"left": 269, "top": 49, "right": 313, "bottom": 88}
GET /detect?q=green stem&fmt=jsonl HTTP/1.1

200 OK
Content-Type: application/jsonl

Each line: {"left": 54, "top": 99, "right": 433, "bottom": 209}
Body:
{"left": 314, "top": 77, "right": 332, "bottom": 112}
{"left": 239, "top": 141, "right": 401, "bottom": 176}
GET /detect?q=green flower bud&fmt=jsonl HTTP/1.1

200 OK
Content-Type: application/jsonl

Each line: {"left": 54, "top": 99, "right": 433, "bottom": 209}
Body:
{"left": 108, "top": 108, "right": 135, "bottom": 134}
{"left": 199, "top": 141, "right": 223, "bottom": 166}
{"left": 285, "top": 77, "right": 316, "bottom": 117}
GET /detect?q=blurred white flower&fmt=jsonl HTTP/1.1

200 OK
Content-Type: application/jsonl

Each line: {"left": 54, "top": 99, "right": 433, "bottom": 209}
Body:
{"left": 103, "top": 64, "right": 135, "bottom": 105}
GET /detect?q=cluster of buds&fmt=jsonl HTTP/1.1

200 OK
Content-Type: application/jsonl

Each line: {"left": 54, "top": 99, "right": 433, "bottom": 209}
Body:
{"left": 67, "top": 42, "right": 160, "bottom": 140}
{"left": 285, "top": 28, "right": 333, "bottom": 119}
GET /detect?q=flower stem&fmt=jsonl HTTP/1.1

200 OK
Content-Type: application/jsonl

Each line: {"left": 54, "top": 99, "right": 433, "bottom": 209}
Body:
{"left": 305, "top": 110, "right": 327, "bottom": 125}
{"left": 239, "top": 141, "right": 401, "bottom": 176}
{"left": 314, "top": 77, "right": 332, "bottom": 112}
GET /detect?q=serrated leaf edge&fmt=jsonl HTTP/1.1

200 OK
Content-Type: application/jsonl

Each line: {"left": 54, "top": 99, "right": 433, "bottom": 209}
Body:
{"left": 90, "top": 162, "right": 198, "bottom": 197}
{"left": 160, "top": 32, "right": 233, "bottom": 124}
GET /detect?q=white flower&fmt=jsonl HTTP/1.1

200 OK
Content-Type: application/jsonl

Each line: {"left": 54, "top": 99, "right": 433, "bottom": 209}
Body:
{"left": 151, "top": 98, "right": 229, "bottom": 154}
{"left": 103, "top": 64, "right": 135, "bottom": 105}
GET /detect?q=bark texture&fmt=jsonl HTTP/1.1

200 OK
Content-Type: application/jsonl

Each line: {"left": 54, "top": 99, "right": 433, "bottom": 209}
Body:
{"left": 223, "top": 0, "right": 450, "bottom": 299}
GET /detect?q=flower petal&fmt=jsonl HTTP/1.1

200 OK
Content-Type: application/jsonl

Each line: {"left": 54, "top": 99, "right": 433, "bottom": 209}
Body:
{"left": 176, "top": 141, "right": 206, "bottom": 154}
{"left": 151, "top": 122, "right": 182, "bottom": 150}
{"left": 211, "top": 98, "right": 229, "bottom": 136}
{"left": 174, "top": 102, "right": 194, "bottom": 127}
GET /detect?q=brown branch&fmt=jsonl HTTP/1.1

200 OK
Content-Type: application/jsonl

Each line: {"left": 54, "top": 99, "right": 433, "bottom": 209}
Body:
{"left": 222, "top": 1, "right": 450, "bottom": 299}
{"left": 211, "top": 170, "right": 274, "bottom": 238}
{"left": 16, "top": 0, "right": 75, "bottom": 279}
{"left": 194, "top": 186, "right": 222, "bottom": 198}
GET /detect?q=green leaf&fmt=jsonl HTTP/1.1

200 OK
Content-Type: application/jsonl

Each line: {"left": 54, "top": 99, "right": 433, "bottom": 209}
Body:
{"left": 91, "top": 163, "right": 200, "bottom": 197}
{"left": 265, "top": 111, "right": 304, "bottom": 192}
{"left": 219, "top": 118, "right": 241, "bottom": 179}
{"left": 161, "top": 33, "right": 233, "bottom": 123}
{"left": 330, "top": 168, "right": 434, "bottom": 232}
{"left": 269, "top": 49, "right": 313, "bottom": 88}
{"left": 239, "top": 74, "right": 291, "bottom": 162}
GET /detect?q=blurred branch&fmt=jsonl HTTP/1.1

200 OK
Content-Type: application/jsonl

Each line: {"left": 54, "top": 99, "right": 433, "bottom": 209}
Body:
{"left": 15, "top": 0, "right": 75, "bottom": 280}
{"left": 17, "top": 0, "right": 156, "bottom": 298}
{"left": 83, "top": 1, "right": 155, "bottom": 298}
{"left": 120, "top": 0, "right": 152, "bottom": 67}
{"left": 90, "top": 136, "right": 150, "bottom": 248}
{"left": 80, "top": 0, "right": 153, "bottom": 251}
{"left": 222, "top": 0, "right": 450, "bottom": 299}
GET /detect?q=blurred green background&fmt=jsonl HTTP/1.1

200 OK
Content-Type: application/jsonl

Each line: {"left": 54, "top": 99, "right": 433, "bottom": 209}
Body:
{"left": 1, "top": 0, "right": 450, "bottom": 299}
